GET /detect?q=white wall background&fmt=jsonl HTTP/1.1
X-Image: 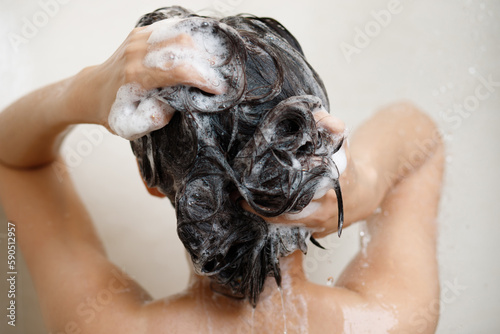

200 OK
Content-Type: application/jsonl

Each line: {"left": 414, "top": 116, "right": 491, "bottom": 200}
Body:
{"left": 0, "top": 0, "right": 499, "bottom": 333}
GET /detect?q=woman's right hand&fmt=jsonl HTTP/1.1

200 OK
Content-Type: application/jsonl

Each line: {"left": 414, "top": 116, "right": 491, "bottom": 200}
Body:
{"left": 0, "top": 22, "right": 224, "bottom": 167}
{"left": 70, "top": 26, "right": 224, "bottom": 132}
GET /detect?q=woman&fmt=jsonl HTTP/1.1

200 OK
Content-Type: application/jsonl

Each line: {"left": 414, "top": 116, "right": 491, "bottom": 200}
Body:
{"left": 0, "top": 7, "right": 443, "bottom": 334}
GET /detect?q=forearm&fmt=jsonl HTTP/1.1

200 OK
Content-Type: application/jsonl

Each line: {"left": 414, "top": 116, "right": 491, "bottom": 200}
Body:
{"left": 0, "top": 27, "right": 150, "bottom": 169}
{"left": 337, "top": 142, "right": 444, "bottom": 333}
{"left": 0, "top": 67, "right": 105, "bottom": 168}
{"left": 349, "top": 102, "right": 442, "bottom": 212}
{"left": 0, "top": 26, "right": 223, "bottom": 169}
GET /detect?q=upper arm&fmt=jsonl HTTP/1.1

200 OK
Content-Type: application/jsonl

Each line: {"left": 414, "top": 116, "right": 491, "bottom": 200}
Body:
{"left": 0, "top": 159, "right": 151, "bottom": 333}
{"left": 336, "top": 141, "right": 444, "bottom": 333}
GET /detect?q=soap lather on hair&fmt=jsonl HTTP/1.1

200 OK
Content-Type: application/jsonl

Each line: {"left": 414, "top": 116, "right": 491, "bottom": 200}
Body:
{"left": 128, "top": 6, "right": 345, "bottom": 307}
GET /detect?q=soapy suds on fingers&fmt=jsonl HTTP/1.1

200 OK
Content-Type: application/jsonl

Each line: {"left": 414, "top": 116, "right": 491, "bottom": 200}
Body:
{"left": 108, "top": 83, "right": 176, "bottom": 140}
{"left": 108, "top": 17, "right": 246, "bottom": 140}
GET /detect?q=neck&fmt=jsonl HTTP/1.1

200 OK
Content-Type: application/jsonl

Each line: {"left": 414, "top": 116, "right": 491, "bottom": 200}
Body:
{"left": 184, "top": 251, "right": 311, "bottom": 334}
{"left": 187, "top": 251, "right": 307, "bottom": 305}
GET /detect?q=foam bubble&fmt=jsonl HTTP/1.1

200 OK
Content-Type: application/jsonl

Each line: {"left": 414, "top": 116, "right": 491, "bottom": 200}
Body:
{"left": 143, "top": 18, "right": 234, "bottom": 93}
{"left": 284, "top": 202, "right": 322, "bottom": 221}
{"left": 145, "top": 17, "right": 246, "bottom": 113}
{"left": 284, "top": 140, "right": 348, "bottom": 221}
{"left": 108, "top": 83, "right": 174, "bottom": 140}
{"left": 109, "top": 17, "right": 247, "bottom": 141}
{"left": 332, "top": 140, "right": 347, "bottom": 176}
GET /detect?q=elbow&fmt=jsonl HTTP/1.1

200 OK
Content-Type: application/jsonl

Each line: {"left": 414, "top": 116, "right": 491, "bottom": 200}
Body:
{"left": 384, "top": 100, "right": 445, "bottom": 166}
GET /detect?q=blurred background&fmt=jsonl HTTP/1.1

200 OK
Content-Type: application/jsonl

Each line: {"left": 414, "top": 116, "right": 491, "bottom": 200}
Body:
{"left": 0, "top": 0, "right": 499, "bottom": 333}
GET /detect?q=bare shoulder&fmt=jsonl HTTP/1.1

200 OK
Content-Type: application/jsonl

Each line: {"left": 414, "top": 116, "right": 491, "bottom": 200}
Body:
{"left": 140, "top": 291, "right": 245, "bottom": 333}
{"left": 0, "top": 161, "right": 153, "bottom": 333}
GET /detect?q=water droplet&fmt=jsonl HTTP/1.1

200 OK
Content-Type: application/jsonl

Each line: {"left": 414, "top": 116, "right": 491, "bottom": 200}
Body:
{"left": 278, "top": 287, "right": 287, "bottom": 334}
{"left": 327, "top": 276, "right": 334, "bottom": 286}
{"left": 251, "top": 307, "right": 255, "bottom": 334}
{"left": 201, "top": 21, "right": 209, "bottom": 27}
{"left": 359, "top": 221, "right": 371, "bottom": 257}
{"left": 210, "top": 60, "right": 215, "bottom": 66}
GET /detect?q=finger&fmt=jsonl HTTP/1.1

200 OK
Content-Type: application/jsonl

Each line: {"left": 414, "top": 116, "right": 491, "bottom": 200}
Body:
{"left": 174, "top": 63, "right": 226, "bottom": 95}
{"left": 240, "top": 200, "right": 284, "bottom": 224}
{"left": 148, "top": 33, "right": 196, "bottom": 51}
{"left": 314, "top": 110, "right": 346, "bottom": 135}
{"left": 240, "top": 195, "right": 335, "bottom": 231}
{"left": 144, "top": 97, "right": 176, "bottom": 129}
{"left": 140, "top": 56, "right": 226, "bottom": 95}
{"left": 144, "top": 33, "right": 227, "bottom": 95}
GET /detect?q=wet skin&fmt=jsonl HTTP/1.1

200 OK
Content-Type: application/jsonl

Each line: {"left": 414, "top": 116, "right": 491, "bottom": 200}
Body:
{"left": 0, "top": 27, "right": 443, "bottom": 333}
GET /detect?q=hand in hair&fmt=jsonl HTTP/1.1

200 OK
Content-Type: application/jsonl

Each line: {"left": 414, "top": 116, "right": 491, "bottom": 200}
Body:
{"left": 257, "top": 103, "right": 442, "bottom": 239}
{"left": 75, "top": 26, "right": 225, "bottom": 134}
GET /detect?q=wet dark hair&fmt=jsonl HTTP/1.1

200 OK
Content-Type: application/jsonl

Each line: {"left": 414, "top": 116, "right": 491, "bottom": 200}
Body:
{"left": 131, "top": 6, "right": 344, "bottom": 306}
